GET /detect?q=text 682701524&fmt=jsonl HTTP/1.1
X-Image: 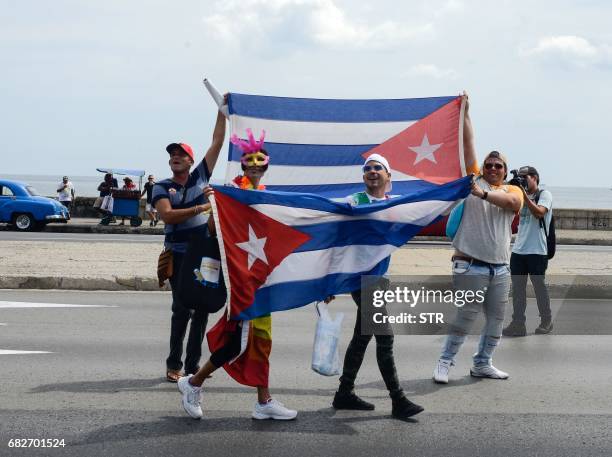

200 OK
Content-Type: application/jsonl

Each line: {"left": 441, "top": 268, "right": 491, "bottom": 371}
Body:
{"left": 8, "top": 438, "right": 66, "bottom": 448}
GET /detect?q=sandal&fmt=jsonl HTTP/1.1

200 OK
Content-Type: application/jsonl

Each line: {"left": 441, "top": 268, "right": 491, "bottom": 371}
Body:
{"left": 166, "top": 369, "right": 182, "bottom": 383}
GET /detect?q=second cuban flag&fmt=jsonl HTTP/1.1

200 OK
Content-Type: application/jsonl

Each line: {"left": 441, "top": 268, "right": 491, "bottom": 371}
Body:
{"left": 210, "top": 176, "right": 471, "bottom": 321}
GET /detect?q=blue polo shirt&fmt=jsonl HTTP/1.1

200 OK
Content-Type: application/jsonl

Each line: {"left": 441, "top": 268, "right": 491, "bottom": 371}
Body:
{"left": 152, "top": 159, "right": 210, "bottom": 253}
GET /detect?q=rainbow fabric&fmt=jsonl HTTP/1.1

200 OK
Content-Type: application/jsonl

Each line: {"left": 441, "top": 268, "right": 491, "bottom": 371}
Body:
{"left": 205, "top": 175, "right": 272, "bottom": 387}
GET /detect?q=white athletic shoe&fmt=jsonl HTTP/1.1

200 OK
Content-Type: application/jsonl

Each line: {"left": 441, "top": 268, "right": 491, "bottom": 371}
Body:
{"left": 433, "top": 359, "right": 453, "bottom": 384}
{"left": 177, "top": 375, "right": 203, "bottom": 419}
{"left": 470, "top": 365, "right": 509, "bottom": 379}
{"left": 252, "top": 399, "right": 298, "bottom": 420}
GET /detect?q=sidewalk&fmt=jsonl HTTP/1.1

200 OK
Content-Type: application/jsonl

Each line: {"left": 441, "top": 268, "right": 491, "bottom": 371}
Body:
{"left": 1, "top": 235, "right": 611, "bottom": 293}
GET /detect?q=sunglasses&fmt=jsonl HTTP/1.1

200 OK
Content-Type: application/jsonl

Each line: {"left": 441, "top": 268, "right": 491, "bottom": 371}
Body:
{"left": 241, "top": 152, "right": 269, "bottom": 167}
{"left": 363, "top": 164, "right": 385, "bottom": 173}
{"left": 484, "top": 162, "right": 504, "bottom": 170}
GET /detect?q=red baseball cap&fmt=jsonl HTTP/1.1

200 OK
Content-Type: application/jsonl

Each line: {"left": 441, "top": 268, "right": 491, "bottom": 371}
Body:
{"left": 166, "top": 142, "right": 194, "bottom": 162}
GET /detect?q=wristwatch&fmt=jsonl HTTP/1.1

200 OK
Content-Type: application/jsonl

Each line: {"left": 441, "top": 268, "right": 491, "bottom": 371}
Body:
{"left": 481, "top": 191, "right": 488, "bottom": 200}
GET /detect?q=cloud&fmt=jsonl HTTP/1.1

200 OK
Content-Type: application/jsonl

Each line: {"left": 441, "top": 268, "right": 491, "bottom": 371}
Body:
{"left": 202, "top": 0, "right": 435, "bottom": 51}
{"left": 433, "top": 0, "right": 464, "bottom": 18}
{"left": 405, "top": 63, "right": 459, "bottom": 80}
{"left": 521, "top": 35, "right": 612, "bottom": 67}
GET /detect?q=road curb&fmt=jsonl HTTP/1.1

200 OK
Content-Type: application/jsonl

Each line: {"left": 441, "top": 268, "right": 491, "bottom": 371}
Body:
{"left": 0, "top": 223, "right": 164, "bottom": 235}
{"left": 0, "top": 276, "right": 170, "bottom": 292}
{"left": 1, "top": 275, "right": 611, "bottom": 298}
{"left": 44, "top": 224, "right": 165, "bottom": 235}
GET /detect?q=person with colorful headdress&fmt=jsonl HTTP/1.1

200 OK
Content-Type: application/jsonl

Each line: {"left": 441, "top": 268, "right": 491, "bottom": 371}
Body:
{"left": 229, "top": 128, "right": 269, "bottom": 191}
{"left": 177, "top": 129, "right": 297, "bottom": 421}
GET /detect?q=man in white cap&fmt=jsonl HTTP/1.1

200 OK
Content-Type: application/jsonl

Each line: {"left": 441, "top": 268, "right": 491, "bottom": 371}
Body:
{"left": 330, "top": 154, "right": 424, "bottom": 420}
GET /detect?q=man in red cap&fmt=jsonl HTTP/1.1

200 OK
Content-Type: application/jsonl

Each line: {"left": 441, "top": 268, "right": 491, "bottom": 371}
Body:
{"left": 153, "top": 105, "right": 227, "bottom": 382}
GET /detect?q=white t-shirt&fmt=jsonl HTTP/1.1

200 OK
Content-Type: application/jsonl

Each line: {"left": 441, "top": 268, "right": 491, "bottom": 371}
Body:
{"left": 452, "top": 176, "right": 523, "bottom": 264}
{"left": 57, "top": 181, "right": 75, "bottom": 201}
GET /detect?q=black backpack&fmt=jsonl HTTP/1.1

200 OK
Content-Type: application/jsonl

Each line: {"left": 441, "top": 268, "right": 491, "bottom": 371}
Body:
{"left": 535, "top": 190, "right": 556, "bottom": 260}
{"left": 177, "top": 234, "right": 227, "bottom": 313}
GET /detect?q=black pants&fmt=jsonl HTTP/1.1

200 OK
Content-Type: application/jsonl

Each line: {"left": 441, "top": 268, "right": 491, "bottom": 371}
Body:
{"left": 510, "top": 253, "right": 551, "bottom": 323}
{"left": 338, "top": 288, "right": 403, "bottom": 399}
{"left": 60, "top": 201, "right": 71, "bottom": 214}
{"left": 166, "top": 252, "right": 209, "bottom": 374}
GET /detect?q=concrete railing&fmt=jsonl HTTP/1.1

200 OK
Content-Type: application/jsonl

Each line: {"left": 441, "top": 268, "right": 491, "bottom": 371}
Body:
{"left": 553, "top": 208, "right": 612, "bottom": 230}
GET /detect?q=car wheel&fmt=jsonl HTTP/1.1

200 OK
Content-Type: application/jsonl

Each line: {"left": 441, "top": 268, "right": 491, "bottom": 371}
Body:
{"left": 12, "top": 213, "right": 35, "bottom": 231}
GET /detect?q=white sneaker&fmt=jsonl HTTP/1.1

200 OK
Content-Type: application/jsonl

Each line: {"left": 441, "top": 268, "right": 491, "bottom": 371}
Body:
{"left": 177, "top": 375, "right": 203, "bottom": 419}
{"left": 433, "top": 359, "right": 453, "bottom": 384}
{"left": 470, "top": 365, "right": 509, "bottom": 379}
{"left": 252, "top": 399, "right": 298, "bottom": 420}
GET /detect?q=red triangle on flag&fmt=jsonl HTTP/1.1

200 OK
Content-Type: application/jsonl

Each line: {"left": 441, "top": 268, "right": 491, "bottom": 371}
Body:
{"left": 363, "top": 97, "right": 463, "bottom": 184}
{"left": 214, "top": 190, "right": 311, "bottom": 317}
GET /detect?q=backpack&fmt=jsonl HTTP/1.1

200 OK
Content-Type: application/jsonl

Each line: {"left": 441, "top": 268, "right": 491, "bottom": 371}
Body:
{"left": 177, "top": 234, "right": 227, "bottom": 313}
{"left": 445, "top": 200, "right": 464, "bottom": 240}
{"left": 535, "top": 190, "right": 556, "bottom": 260}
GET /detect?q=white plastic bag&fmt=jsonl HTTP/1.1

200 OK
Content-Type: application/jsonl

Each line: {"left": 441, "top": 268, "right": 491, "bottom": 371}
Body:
{"left": 311, "top": 302, "right": 344, "bottom": 376}
{"left": 100, "top": 195, "right": 114, "bottom": 213}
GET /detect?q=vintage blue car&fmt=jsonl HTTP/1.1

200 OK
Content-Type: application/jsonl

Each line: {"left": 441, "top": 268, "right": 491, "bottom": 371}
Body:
{"left": 0, "top": 179, "right": 70, "bottom": 231}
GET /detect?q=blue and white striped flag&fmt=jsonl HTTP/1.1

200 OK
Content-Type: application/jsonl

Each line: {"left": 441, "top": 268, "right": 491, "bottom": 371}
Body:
{"left": 212, "top": 176, "right": 471, "bottom": 320}
{"left": 225, "top": 93, "right": 467, "bottom": 197}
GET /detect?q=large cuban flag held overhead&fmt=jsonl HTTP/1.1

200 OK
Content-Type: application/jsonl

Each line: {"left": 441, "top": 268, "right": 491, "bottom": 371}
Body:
{"left": 225, "top": 93, "right": 466, "bottom": 197}
{"left": 211, "top": 176, "right": 471, "bottom": 321}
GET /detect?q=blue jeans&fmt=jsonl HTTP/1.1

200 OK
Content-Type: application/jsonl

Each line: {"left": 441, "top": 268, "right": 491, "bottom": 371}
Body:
{"left": 440, "top": 259, "right": 511, "bottom": 367}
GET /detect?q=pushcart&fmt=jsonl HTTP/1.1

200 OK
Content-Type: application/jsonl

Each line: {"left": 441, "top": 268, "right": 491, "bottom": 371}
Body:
{"left": 96, "top": 168, "right": 145, "bottom": 227}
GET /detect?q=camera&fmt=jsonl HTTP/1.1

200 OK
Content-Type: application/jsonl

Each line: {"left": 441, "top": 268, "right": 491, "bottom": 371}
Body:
{"left": 508, "top": 169, "right": 528, "bottom": 190}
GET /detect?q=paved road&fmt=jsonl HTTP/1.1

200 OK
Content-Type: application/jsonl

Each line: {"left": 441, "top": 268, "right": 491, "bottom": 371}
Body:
{"left": 0, "top": 290, "right": 610, "bottom": 456}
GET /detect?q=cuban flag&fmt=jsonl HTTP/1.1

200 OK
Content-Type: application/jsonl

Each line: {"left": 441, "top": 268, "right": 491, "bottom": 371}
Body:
{"left": 211, "top": 176, "right": 471, "bottom": 320}
{"left": 225, "top": 93, "right": 466, "bottom": 197}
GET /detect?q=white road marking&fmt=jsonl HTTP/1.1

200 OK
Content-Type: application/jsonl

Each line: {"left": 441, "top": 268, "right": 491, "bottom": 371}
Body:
{"left": 0, "top": 350, "right": 52, "bottom": 355}
{"left": 0, "top": 301, "right": 117, "bottom": 308}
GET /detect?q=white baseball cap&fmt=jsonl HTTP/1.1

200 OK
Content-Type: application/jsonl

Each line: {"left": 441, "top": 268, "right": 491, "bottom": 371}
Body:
{"left": 363, "top": 153, "right": 392, "bottom": 192}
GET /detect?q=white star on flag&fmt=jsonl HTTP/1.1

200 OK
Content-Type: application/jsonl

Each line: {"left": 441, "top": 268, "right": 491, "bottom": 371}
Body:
{"left": 409, "top": 134, "right": 443, "bottom": 165}
{"left": 236, "top": 224, "right": 268, "bottom": 270}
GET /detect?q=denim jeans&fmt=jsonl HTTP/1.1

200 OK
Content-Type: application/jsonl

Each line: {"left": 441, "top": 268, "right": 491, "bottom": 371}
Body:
{"left": 166, "top": 252, "right": 209, "bottom": 374}
{"left": 510, "top": 253, "right": 551, "bottom": 323}
{"left": 440, "top": 260, "right": 511, "bottom": 367}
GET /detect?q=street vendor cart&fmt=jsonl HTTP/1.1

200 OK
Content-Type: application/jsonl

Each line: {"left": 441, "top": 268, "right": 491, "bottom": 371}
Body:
{"left": 96, "top": 168, "right": 145, "bottom": 227}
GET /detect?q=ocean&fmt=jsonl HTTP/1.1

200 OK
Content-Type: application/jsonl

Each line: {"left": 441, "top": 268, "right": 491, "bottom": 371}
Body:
{"left": 2, "top": 174, "right": 611, "bottom": 209}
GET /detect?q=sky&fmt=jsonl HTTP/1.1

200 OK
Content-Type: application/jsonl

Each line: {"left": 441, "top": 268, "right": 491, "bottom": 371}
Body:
{"left": 2, "top": 0, "right": 611, "bottom": 187}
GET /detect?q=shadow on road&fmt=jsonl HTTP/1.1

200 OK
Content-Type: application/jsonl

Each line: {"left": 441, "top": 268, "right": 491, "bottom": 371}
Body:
{"left": 356, "top": 375, "right": 482, "bottom": 398}
{"left": 30, "top": 375, "right": 481, "bottom": 398}
{"left": 30, "top": 377, "right": 174, "bottom": 394}
{"left": 30, "top": 377, "right": 337, "bottom": 396}
{"left": 71, "top": 408, "right": 417, "bottom": 447}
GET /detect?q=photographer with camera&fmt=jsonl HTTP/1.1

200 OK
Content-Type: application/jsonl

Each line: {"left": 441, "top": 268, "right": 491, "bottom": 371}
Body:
{"left": 503, "top": 166, "right": 553, "bottom": 336}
